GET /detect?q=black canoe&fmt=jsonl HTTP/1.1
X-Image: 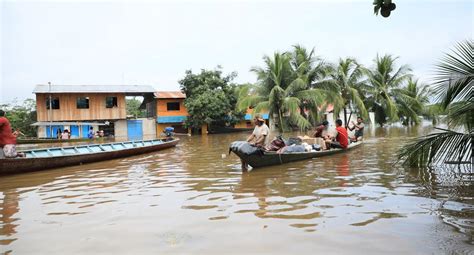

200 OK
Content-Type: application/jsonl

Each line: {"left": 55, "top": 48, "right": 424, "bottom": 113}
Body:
{"left": 230, "top": 141, "right": 362, "bottom": 168}
{"left": 0, "top": 138, "right": 179, "bottom": 175}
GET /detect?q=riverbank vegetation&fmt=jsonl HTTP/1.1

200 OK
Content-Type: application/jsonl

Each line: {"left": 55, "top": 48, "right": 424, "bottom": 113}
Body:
{"left": 0, "top": 98, "right": 37, "bottom": 137}
{"left": 236, "top": 45, "right": 434, "bottom": 132}
{"left": 179, "top": 67, "right": 245, "bottom": 131}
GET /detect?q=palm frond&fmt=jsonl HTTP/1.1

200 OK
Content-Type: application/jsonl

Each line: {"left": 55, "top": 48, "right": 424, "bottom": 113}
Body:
{"left": 398, "top": 128, "right": 473, "bottom": 166}
{"left": 433, "top": 39, "right": 473, "bottom": 108}
{"left": 253, "top": 101, "right": 271, "bottom": 116}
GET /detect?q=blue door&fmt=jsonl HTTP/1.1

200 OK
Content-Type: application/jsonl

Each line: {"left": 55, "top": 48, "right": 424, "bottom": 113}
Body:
{"left": 127, "top": 120, "right": 143, "bottom": 140}
{"left": 46, "top": 125, "right": 64, "bottom": 138}
{"left": 82, "top": 125, "right": 91, "bottom": 138}
{"left": 70, "top": 125, "right": 79, "bottom": 138}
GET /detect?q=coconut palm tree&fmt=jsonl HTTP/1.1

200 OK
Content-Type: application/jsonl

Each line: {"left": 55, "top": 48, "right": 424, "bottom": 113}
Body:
{"left": 398, "top": 39, "right": 473, "bottom": 166}
{"left": 238, "top": 47, "right": 340, "bottom": 132}
{"left": 364, "top": 54, "right": 412, "bottom": 126}
{"left": 317, "top": 58, "right": 368, "bottom": 127}
{"left": 289, "top": 45, "right": 337, "bottom": 126}
{"left": 393, "top": 78, "right": 432, "bottom": 125}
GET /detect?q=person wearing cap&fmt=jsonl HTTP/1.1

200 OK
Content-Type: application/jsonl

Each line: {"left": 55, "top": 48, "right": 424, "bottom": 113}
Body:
{"left": 246, "top": 114, "right": 269, "bottom": 147}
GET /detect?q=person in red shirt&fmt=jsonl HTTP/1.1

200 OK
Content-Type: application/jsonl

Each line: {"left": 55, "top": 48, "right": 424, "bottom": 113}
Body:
{"left": 325, "top": 119, "right": 349, "bottom": 149}
{"left": 0, "top": 110, "right": 25, "bottom": 158}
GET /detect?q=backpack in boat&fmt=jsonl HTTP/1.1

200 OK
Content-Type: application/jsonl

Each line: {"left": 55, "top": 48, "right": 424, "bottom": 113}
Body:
{"left": 266, "top": 136, "right": 286, "bottom": 151}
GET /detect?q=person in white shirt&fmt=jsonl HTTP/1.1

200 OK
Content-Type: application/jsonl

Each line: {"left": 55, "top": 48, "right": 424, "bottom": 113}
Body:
{"left": 242, "top": 114, "right": 269, "bottom": 171}
{"left": 246, "top": 114, "right": 269, "bottom": 147}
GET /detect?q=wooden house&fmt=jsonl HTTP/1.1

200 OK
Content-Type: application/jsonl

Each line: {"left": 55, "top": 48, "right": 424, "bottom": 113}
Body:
{"left": 154, "top": 91, "right": 189, "bottom": 134}
{"left": 33, "top": 84, "right": 157, "bottom": 140}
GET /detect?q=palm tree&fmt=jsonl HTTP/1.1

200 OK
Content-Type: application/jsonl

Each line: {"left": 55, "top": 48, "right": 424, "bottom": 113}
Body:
{"left": 317, "top": 58, "right": 368, "bottom": 127}
{"left": 398, "top": 39, "right": 473, "bottom": 166}
{"left": 364, "top": 54, "right": 412, "bottom": 126}
{"left": 393, "top": 78, "right": 431, "bottom": 125}
{"left": 238, "top": 47, "right": 340, "bottom": 132}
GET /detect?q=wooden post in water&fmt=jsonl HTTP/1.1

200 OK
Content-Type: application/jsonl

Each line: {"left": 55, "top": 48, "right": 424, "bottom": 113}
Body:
{"left": 201, "top": 124, "right": 208, "bottom": 135}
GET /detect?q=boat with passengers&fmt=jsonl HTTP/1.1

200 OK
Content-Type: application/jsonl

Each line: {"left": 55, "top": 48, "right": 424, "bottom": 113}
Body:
{"left": 230, "top": 140, "right": 362, "bottom": 169}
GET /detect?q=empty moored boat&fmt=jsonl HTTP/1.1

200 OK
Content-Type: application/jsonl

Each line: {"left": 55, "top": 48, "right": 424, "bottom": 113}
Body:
{"left": 230, "top": 141, "right": 362, "bottom": 169}
{"left": 0, "top": 138, "right": 179, "bottom": 175}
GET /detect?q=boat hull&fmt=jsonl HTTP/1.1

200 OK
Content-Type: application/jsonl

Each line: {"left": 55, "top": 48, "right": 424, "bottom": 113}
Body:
{"left": 231, "top": 141, "right": 362, "bottom": 168}
{"left": 0, "top": 138, "right": 179, "bottom": 175}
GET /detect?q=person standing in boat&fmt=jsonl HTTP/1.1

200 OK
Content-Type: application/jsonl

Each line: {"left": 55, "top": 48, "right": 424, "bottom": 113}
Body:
{"left": 0, "top": 110, "right": 25, "bottom": 158}
{"left": 246, "top": 114, "right": 269, "bottom": 147}
{"left": 348, "top": 117, "right": 364, "bottom": 142}
{"left": 325, "top": 119, "right": 348, "bottom": 149}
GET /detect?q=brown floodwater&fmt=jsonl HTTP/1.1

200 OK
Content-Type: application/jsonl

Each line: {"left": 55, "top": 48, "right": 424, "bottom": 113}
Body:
{"left": 1, "top": 125, "right": 473, "bottom": 254}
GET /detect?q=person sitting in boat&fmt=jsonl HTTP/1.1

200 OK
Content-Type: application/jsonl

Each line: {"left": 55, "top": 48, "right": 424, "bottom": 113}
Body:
{"left": 348, "top": 117, "right": 364, "bottom": 142}
{"left": 246, "top": 114, "right": 269, "bottom": 147}
{"left": 312, "top": 120, "right": 329, "bottom": 138}
{"left": 61, "top": 129, "right": 71, "bottom": 139}
{"left": 325, "top": 119, "right": 348, "bottom": 150}
{"left": 0, "top": 110, "right": 25, "bottom": 158}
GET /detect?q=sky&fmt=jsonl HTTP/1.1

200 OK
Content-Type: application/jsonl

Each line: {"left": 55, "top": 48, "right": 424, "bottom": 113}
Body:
{"left": 0, "top": 0, "right": 472, "bottom": 104}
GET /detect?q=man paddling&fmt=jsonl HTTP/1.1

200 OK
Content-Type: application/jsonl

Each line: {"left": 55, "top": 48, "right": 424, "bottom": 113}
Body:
{"left": 348, "top": 117, "right": 364, "bottom": 142}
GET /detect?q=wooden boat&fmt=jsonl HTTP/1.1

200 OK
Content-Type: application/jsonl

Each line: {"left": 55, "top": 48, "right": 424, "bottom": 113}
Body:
{"left": 230, "top": 141, "right": 362, "bottom": 168}
{"left": 17, "top": 137, "right": 94, "bottom": 144}
{"left": 0, "top": 138, "right": 179, "bottom": 175}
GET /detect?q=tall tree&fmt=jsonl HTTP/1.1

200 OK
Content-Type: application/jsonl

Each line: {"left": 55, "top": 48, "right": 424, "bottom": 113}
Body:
{"left": 0, "top": 98, "right": 37, "bottom": 137}
{"left": 179, "top": 68, "right": 242, "bottom": 130}
{"left": 364, "top": 54, "right": 412, "bottom": 126}
{"left": 398, "top": 39, "right": 473, "bottom": 166}
{"left": 238, "top": 47, "right": 339, "bottom": 132}
{"left": 393, "top": 78, "right": 431, "bottom": 125}
{"left": 318, "top": 58, "right": 368, "bottom": 127}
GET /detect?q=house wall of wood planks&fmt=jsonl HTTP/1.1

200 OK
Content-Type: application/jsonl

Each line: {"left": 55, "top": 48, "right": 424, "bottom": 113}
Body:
{"left": 156, "top": 98, "right": 188, "bottom": 117}
{"left": 36, "top": 93, "right": 127, "bottom": 121}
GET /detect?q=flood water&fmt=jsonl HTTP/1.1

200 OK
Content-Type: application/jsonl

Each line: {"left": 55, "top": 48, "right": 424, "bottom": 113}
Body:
{"left": 1, "top": 126, "right": 473, "bottom": 254}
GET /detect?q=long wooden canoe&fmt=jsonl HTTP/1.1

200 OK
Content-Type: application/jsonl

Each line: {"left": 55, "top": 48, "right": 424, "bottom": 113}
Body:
{"left": 17, "top": 137, "right": 109, "bottom": 144}
{"left": 0, "top": 138, "right": 179, "bottom": 175}
{"left": 230, "top": 141, "right": 362, "bottom": 169}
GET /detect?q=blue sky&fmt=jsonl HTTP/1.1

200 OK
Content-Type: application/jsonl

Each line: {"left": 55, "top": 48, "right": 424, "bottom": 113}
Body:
{"left": 1, "top": 0, "right": 472, "bottom": 104}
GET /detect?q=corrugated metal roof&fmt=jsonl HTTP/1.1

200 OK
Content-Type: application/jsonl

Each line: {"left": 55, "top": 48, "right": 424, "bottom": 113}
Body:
{"left": 33, "top": 85, "right": 156, "bottom": 94}
{"left": 154, "top": 91, "right": 186, "bottom": 99}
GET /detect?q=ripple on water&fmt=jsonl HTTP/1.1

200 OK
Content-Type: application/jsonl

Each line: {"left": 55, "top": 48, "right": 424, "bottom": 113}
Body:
{"left": 0, "top": 127, "right": 472, "bottom": 254}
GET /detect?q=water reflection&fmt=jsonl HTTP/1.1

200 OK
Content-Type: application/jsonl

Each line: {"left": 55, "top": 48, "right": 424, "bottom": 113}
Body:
{"left": 0, "top": 126, "right": 472, "bottom": 253}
